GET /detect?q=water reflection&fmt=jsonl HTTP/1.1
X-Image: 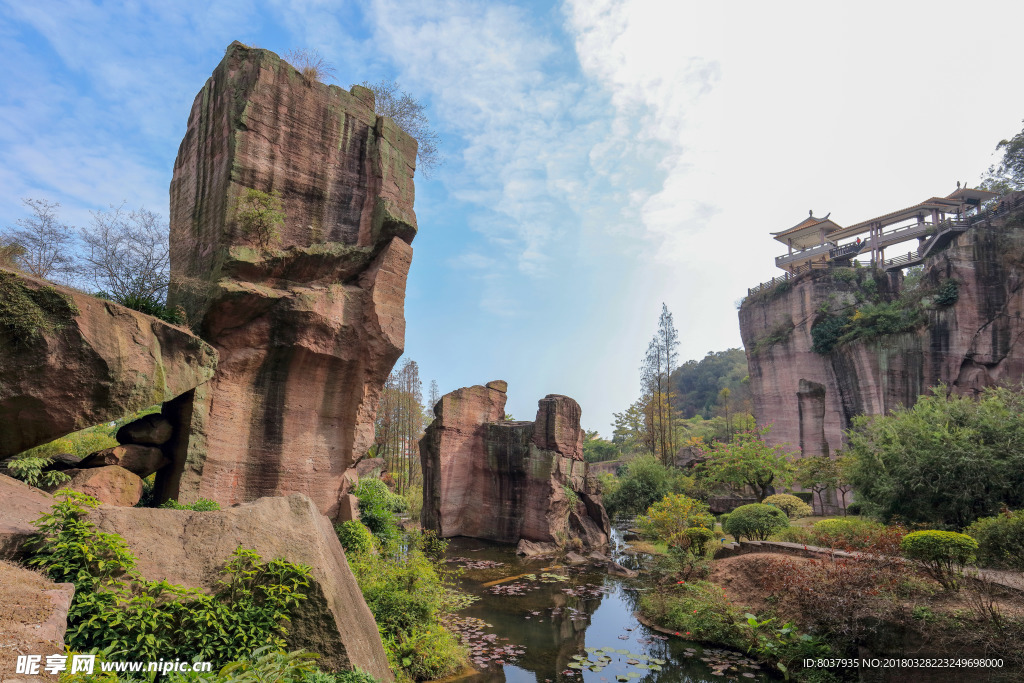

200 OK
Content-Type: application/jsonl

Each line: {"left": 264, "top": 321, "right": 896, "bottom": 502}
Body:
{"left": 443, "top": 536, "right": 776, "bottom": 683}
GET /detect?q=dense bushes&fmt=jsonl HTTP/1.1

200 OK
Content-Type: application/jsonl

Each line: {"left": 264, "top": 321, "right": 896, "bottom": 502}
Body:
{"left": 30, "top": 491, "right": 312, "bottom": 663}
{"left": 159, "top": 498, "right": 221, "bottom": 511}
{"left": 724, "top": 504, "right": 789, "bottom": 541}
{"left": 846, "top": 386, "right": 1024, "bottom": 528}
{"left": 968, "top": 510, "right": 1024, "bottom": 570}
{"left": 344, "top": 526, "right": 471, "bottom": 681}
{"left": 762, "top": 494, "right": 813, "bottom": 519}
{"left": 354, "top": 479, "right": 403, "bottom": 543}
{"left": 336, "top": 520, "right": 375, "bottom": 555}
{"left": 636, "top": 493, "right": 713, "bottom": 547}
{"left": 603, "top": 455, "right": 673, "bottom": 518}
{"left": 901, "top": 530, "right": 978, "bottom": 591}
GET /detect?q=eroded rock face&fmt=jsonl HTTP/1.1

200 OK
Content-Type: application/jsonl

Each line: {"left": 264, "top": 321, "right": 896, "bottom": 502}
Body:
{"left": 0, "top": 474, "right": 53, "bottom": 560}
{"left": 167, "top": 43, "right": 417, "bottom": 517}
{"left": 0, "top": 270, "right": 217, "bottom": 459}
{"left": 88, "top": 494, "right": 393, "bottom": 680}
{"left": 420, "top": 383, "right": 609, "bottom": 547}
{"left": 739, "top": 194, "right": 1024, "bottom": 468}
{"left": 0, "top": 559, "right": 75, "bottom": 679}
{"left": 54, "top": 467, "right": 144, "bottom": 507}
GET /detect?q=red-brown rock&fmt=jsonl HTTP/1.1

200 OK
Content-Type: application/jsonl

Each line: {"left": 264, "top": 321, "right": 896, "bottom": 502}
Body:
{"left": 167, "top": 43, "right": 417, "bottom": 518}
{"left": 116, "top": 413, "right": 174, "bottom": 446}
{"left": 57, "top": 466, "right": 144, "bottom": 507}
{"left": 421, "top": 383, "right": 609, "bottom": 548}
{"left": 0, "top": 270, "right": 217, "bottom": 460}
{"left": 78, "top": 445, "right": 168, "bottom": 478}
{"left": 739, "top": 194, "right": 1024, "bottom": 512}
{"left": 0, "top": 474, "right": 53, "bottom": 560}
{"left": 88, "top": 494, "right": 392, "bottom": 679}
{"left": 533, "top": 394, "right": 584, "bottom": 460}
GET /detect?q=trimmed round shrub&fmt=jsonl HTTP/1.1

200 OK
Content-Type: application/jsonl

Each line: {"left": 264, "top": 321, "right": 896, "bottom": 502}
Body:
{"left": 901, "top": 530, "right": 978, "bottom": 591}
{"left": 967, "top": 510, "right": 1024, "bottom": 571}
{"left": 723, "top": 503, "right": 789, "bottom": 541}
{"left": 718, "top": 513, "right": 730, "bottom": 530}
{"left": 336, "top": 520, "right": 374, "bottom": 555}
{"left": 763, "top": 493, "right": 813, "bottom": 519}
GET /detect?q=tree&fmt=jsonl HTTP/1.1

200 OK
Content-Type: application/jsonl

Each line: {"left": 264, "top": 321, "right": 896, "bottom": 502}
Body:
{"left": 235, "top": 189, "right": 285, "bottom": 252}
{"left": 360, "top": 79, "right": 442, "bottom": 176}
{"left": 657, "top": 304, "right": 680, "bottom": 457}
{"left": 846, "top": 386, "right": 1024, "bottom": 528}
{"left": 794, "top": 456, "right": 838, "bottom": 514}
{"left": 79, "top": 203, "right": 170, "bottom": 304}
{"left": 612, "top": 398, "right": 650, "bottom": 455}
{"left": 373, "top": 358, "right": 425, "bottom": 496}
{"left": 700, "top": 428, "right": 794, "bottom": 502}
{"left": 1, "top": 198, "right": 77, "bottom": 281}
{"left": 980, "top": 118, "right": 1024, "bottom": 194}
{"left": 583, "top": 432, "right": 619, "bottom": 463}
{"left": 603, "top": 455, "right": 674, "bottom": 519}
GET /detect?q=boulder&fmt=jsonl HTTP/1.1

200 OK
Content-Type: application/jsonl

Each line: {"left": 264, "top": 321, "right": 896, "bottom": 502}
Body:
{"left": 78, "top": 445, "right": 168, "bottom": 478}
{"left": 0, "top": 269, "right": 217, "bottom": 460}
{"left": 516, "top": 539, "right": 559, "bottom": 557}
{"left": 564, "top": 551, "right": 588, "bottom": 565}
{"left": 0, "top": 474, "right": 53, "bottom": 560}
{"left": 354, "top": 457, "right": 387, "bottom": 480}
{"left": 167, "top": 43, "right": 417, "bottom": 519}
{"left": 421, "top": 383, "right": 609, "bottom": 548}
{"left": 56, "top": 466, "right": 143, "bottom": 507}
{"left": 0, "top": 559, "right": 75, "bottom": 679}
{"left": 116, "top": 413, "right": 174, "bottom": 446}
{"left": 607, "top": 561, "right": 638, "bottom": 578}
{"left": 337, "top": 493, "right": 360, "bottom": 523}
{"left": 88, "top": 494, "right": 392, "bottom": 680}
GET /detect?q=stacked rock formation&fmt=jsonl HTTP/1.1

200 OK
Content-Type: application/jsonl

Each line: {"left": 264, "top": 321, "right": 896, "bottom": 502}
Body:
{"left": 739, "top": 193, "right": 1024, "bottom": 466}
{"left": 420, "top": 382, "right": 609, "bottom": 548}
{"left": 166, "top": 43, "right": 417, "bottom": 517}
{"left": 0, "top": 270, "right": 216, "bottom": 460}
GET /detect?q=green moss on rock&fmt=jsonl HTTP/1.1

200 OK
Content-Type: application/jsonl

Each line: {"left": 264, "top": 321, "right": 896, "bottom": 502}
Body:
{"left": 0, "top": 271, "right": 79, "bottom": 345}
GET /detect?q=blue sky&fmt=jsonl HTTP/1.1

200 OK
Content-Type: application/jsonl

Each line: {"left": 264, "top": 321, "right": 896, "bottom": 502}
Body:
{"left": 3, "top": 0, "right": 1024, "bottom": 435}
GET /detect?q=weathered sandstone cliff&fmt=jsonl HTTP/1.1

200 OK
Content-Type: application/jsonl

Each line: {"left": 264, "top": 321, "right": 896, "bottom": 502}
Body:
{"left": 739, "top": 193, "right": 1024, "bottom": 460}
{"left": 420, "top": 382, "right": 609, "bottom": 547}
{"left": 167, "top": 43, "right": 417, "bottom": 516}
{"left": 0, "top": 269, "right": 217, "bottom": 459}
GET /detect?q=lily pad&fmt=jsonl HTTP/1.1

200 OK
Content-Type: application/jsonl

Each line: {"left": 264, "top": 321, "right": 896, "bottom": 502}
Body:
{"left": 615, "top": 649, "right": 629, "bottom": 655}
{"left": 572, "top": 655, "right": 586, "bottom": 661}
{"left": 616, "top": 677, "right": 629, "bottom": 682}
{"left": 568, "top": 663, "right": 583, "bottom": 669}
{"left": 648, "top": 665, "right": 662, "bottom": 672}
{"left": 651, "top": 659, "right": 666, "bottom": 665}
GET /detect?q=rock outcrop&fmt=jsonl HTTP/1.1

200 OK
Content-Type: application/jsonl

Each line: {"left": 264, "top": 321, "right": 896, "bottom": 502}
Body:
{"left": 420, "top": 383, "right": 609, "bottom": 547}
{"left": 53, "top": 466, "right": 144, "bottom": 507}
{"left": 89, "top": 494, "right": 393, "bottom": 680}
{"left": 0, "top": 559, "right": 75, "bottom": 680}
{"left": 739, "top": 194, "right": 1024, "bottom": 471}
{"left": 0, "top": 270, "right": 217, "bottom": 460}
{"left": 0, "top": 474, "right": 53, "bottom": 560}
{"left": 166, "top": 43, "right": 417, "bottom": 518}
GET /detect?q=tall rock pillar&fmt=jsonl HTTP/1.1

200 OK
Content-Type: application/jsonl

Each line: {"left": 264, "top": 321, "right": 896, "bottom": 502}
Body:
{"left": 167, "top": 43, "right": 417, "bottom": 517}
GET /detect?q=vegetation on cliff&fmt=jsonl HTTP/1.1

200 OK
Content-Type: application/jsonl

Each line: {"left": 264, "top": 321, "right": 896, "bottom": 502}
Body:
{"left": 845, "top": 385, "right": 1024, "bottom": 529}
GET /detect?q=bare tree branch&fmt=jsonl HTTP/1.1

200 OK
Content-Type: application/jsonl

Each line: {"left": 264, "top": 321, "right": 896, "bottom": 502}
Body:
{"left": 0, "top": 198, "right": 78, "bottom": 281}
{"left": 79, "top": 203, "right": 170, "bottom": 303}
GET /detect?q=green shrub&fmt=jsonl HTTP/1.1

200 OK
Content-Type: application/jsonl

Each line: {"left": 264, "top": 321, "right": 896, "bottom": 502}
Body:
{"left": 811, "top": 314, "right": 852, "bottom": 354}
{"left": 95, "top": 290, "right": 184, "bottom": 325}
{"left": 684, "top": 526, "right": 716, "bottom": 556}
{"left": 354, "top": 479, "right": 400, "bottom": 544}
{"left": 603, "top": 455, "right": 672, "bottom": 518}
{"left": 718, "top": 513, "right": 730, "bottom": 529}
{"left": 6, "top": 454, "right": 71, "bottom": 488}
{"left": 967, "top": 510, "right": 1024, "bottom": 571}
{"left": 236, "top": 188, "right": 285, "bottom": 251}
{"left": 160, "top": 498, "right": 222, "bottom": 511}
{"left": 810, "top": 518, "right": 886, "bottom": 549}
{"left": 762, "top": 494, "right": 813, "bottom": 519}
{"left": 30, "top": 491, "right": 312, "bottom": 663}
{"left": 347, "top": 529, "right": 472, "bottom": 680}
{"left": 636, "top": 493, "right": 712, "bottom": 547}
{"left": 900, "top": 530, "right": 978, "bottom": 591}
{"left": 638, "top": 580, "right": 745, "bottom": 646}
{"left": 934, "top": 279, "right": 959, "bottom": 306}
{"left": 724, "top": 504, "right": 789, "bottom": 541}
{"left": 336, "top": 520, "right": 374, "bottom": 556}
